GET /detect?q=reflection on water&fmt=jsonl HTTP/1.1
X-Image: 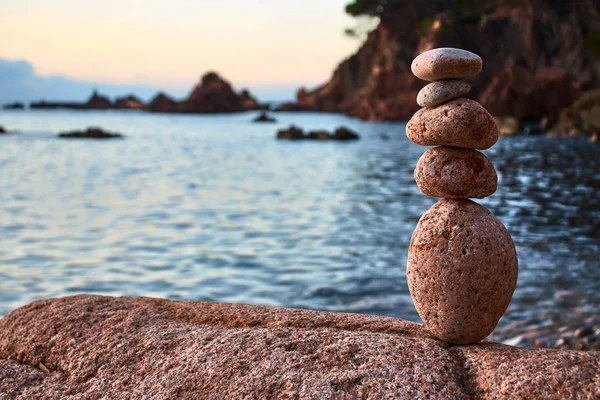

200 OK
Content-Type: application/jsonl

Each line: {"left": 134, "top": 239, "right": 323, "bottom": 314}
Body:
{"left": 0, "top": 110, "right": 598, "bottom": 332}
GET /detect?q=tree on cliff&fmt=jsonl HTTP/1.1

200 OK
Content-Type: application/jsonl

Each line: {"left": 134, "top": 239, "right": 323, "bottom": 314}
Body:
{"left": 344, "top": 0, "right": 494, "bottom": 36}
{"left": 345, "top": 0, "right": 590, "bottom": 19}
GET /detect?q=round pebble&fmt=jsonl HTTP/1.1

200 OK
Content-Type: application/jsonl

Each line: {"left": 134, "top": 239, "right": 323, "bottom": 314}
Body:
{"left": 414, "top": 147, "right": 497, "bottom": 199}
{"left": 417, "top": 80, "right": 471, "bottom": 108}
{"left": 406, "top": 199, "right": 518, "bottom": 345}
{"left": 411, "top": 48, "right": 482, "bottom": 81}
{"left": 406, "top": 99, "right": 499, "bottom": 150}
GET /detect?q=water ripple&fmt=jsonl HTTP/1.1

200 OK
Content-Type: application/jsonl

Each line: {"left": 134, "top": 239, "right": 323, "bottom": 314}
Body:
{"left": 0, "top": 110, "right": 598, "bottom": 333}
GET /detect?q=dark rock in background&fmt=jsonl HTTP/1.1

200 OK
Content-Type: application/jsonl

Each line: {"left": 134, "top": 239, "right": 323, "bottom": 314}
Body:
{"left": 58, "top": 127, "right": 124, "bottom": 139}
{"left": 2, "top": 102, "right": 25, "bottom": 110}
{"left": 291, "top": 1, "right": 600, "bottom": 122}
{"left": 276, "top": 126, "right": 360, "bottom": 141}
{"left": 253, "top": 111, "right": 277, "bottom": 123}
{"left": 85, "top": 91, "right": 112, "bottom": 109}
{"left": 146, "top": 92, "right": 179, "bottom": 113}
{"left": 114, "top": 95, "right": 145, "bottom": 109}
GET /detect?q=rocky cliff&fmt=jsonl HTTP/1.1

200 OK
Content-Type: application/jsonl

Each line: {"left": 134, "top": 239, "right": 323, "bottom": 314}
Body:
{"left": 0, "top": 296, "right": 598, "bottom": 399}
{"left": 295, "top": 0, "right": 600, "bottom": 121}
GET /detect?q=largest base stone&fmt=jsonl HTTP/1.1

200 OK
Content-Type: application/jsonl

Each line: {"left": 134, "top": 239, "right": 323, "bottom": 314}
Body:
{"left": 407, "top": 199, "right": 518, "bottom": 345}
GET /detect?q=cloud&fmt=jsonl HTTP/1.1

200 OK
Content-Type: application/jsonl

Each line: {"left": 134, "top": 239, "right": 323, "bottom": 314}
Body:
{"left": 0, "top": 58, "right": 166, "bottom": 104}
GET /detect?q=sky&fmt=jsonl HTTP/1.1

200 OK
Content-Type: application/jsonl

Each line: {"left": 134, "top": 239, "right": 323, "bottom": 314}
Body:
{"left": 0, "top": 0, "right": 362, "bottom": 102}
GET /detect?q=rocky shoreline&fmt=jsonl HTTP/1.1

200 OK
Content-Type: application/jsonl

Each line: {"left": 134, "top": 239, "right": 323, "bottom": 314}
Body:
{"left": 492, "top": 298, "right": 600, "bottom": 352}
{"left": 0, "top": 295, "right": 598, "bottom": 398}
{"left": 274, "top": 1, "right": 600, "bottom": 141}
{"left": 24, "top": 72, "right": 268, "bottom": 114}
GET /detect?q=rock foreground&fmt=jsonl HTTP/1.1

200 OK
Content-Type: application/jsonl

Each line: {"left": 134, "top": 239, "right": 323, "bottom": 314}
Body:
{"left": 0, "top": 296, "right": 598, "bottom": 399}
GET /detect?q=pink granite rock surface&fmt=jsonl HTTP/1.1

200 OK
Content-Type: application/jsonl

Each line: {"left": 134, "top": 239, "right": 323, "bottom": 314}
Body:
{"left": 0, "top": 295, "right": 598, "bottom": 399}
{"left": 414, "top": 146, "right": 497, "bottom": 199}
{"left": 406, "top": 99, "right": 499, "bottom": 150}
{"left": 417, "top": 80, "right": 471, "bottom": 108}
{"left": 411, "top": 48, "right": 483, "bottom": 81}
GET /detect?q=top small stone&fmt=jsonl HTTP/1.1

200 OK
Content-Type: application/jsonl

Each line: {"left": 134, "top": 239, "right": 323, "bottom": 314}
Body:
{"left": 411, "top": 48, "right": 482, "bottom": 81}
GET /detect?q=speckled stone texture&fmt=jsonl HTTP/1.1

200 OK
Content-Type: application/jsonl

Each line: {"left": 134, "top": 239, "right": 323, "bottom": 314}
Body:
{"left": 407, "top": 199, "right": 518, "bottom": 345}
{"left": 417, "top": 80, "right": 471, "bottom": 108}
{"left": 1, "top": 296, "right": 598, "bottom": 399}
{"left": 411, "top": 48, "right": 482, "bottom": 81}
{"left": 414, "top": 146, "right": 497, "bottom": 199}
{"left": 407, "top": 98, "right": 499, "bottom": 150}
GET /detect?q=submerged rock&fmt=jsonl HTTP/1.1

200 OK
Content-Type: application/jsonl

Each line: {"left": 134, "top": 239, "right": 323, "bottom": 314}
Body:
{"left": 306, "top": 130, "right": 331, "bottom": 140}
{"left": 253, "top": 111, "right": 276, "bottom": 123}
{"left": 58, "top": 127, "right": 124, "bottom": 139}
{"left": 276, "top": 125, "right": 304, "bottom": 140}
{"left": 276, "top": 126, "right": 360, "bottom": 141}
{"left": 332, "top": 126, "right": 360, "bottom": 140}
{"left": 0, "top": 295, "right": 597, "bottom": 398}
{"left": 2, "top": 102, "right": 25, "bottom": 110}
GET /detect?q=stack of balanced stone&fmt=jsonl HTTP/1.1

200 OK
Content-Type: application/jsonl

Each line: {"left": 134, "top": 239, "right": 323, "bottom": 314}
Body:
{"left": 406, "top": 48, "right": 518, "bottom": 345}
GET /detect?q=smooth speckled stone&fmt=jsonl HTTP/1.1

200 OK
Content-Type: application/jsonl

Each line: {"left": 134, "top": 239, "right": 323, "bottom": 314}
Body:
{"left": 407, "top": 199, "right": 518, "bottom": 345}
{"left": 406, "top": 99, "right": 499, "bottom": 150}
{"left": 417, "top": 80, "right": 471, "bottom": 108}
{"left": 414, "top": 146, "right": 497, "bottom": 199}
{"left": 411, "top": 48, "right": 482, "bottom": 81}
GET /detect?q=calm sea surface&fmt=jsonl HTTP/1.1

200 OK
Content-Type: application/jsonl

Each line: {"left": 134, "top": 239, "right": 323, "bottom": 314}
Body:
{"left": 1, "top": 109, "right": 599, "bottom": 332}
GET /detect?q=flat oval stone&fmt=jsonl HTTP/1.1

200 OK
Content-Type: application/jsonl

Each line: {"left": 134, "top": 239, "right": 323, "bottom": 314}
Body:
{"left": 406, "top": 199, "right": 518, "bottom": 345}
{"left": 406, "top": 99, "right": 499, "bottom": 150}
{"left": 411, "top": 48, "right": 482, "bottom": 81}
{"left": 417, "top": 80, "right": 471, "bottom": 108}
{"left": 414, "top": 146, "right": 497, "bottom": 199}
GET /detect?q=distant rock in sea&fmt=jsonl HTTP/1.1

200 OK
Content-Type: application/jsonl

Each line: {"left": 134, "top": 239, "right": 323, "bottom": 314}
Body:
{"left": 0, "top": 126, "right": 7, "bottom": 134}
{"left": 2, "top": 102, "right": 25, "bottom": 110}
{"left": 276, "top": 125, "right": 359, "bottom": 141}
{"left": 276, "top": 125, "right": 304, "bottom": 140}
{"left": 58, "top": 127, "right": 124, "bottom": 139}
{"left": 253, "top": 111, "right": 276, "bottom": 123}
{"left": 146, "top": 92, "right": 179, "bottom": 113}
{"left": 85, "top": 91, "right": 112, "bottom": 109}
{"left": 179, "top": 72, "right": 263, "bottom": 113}
{"left": 114, "top": 95, "right": 145, "bottom": 110}
{"left": 26, "top": 73, "right": 264, "bottom": 114}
